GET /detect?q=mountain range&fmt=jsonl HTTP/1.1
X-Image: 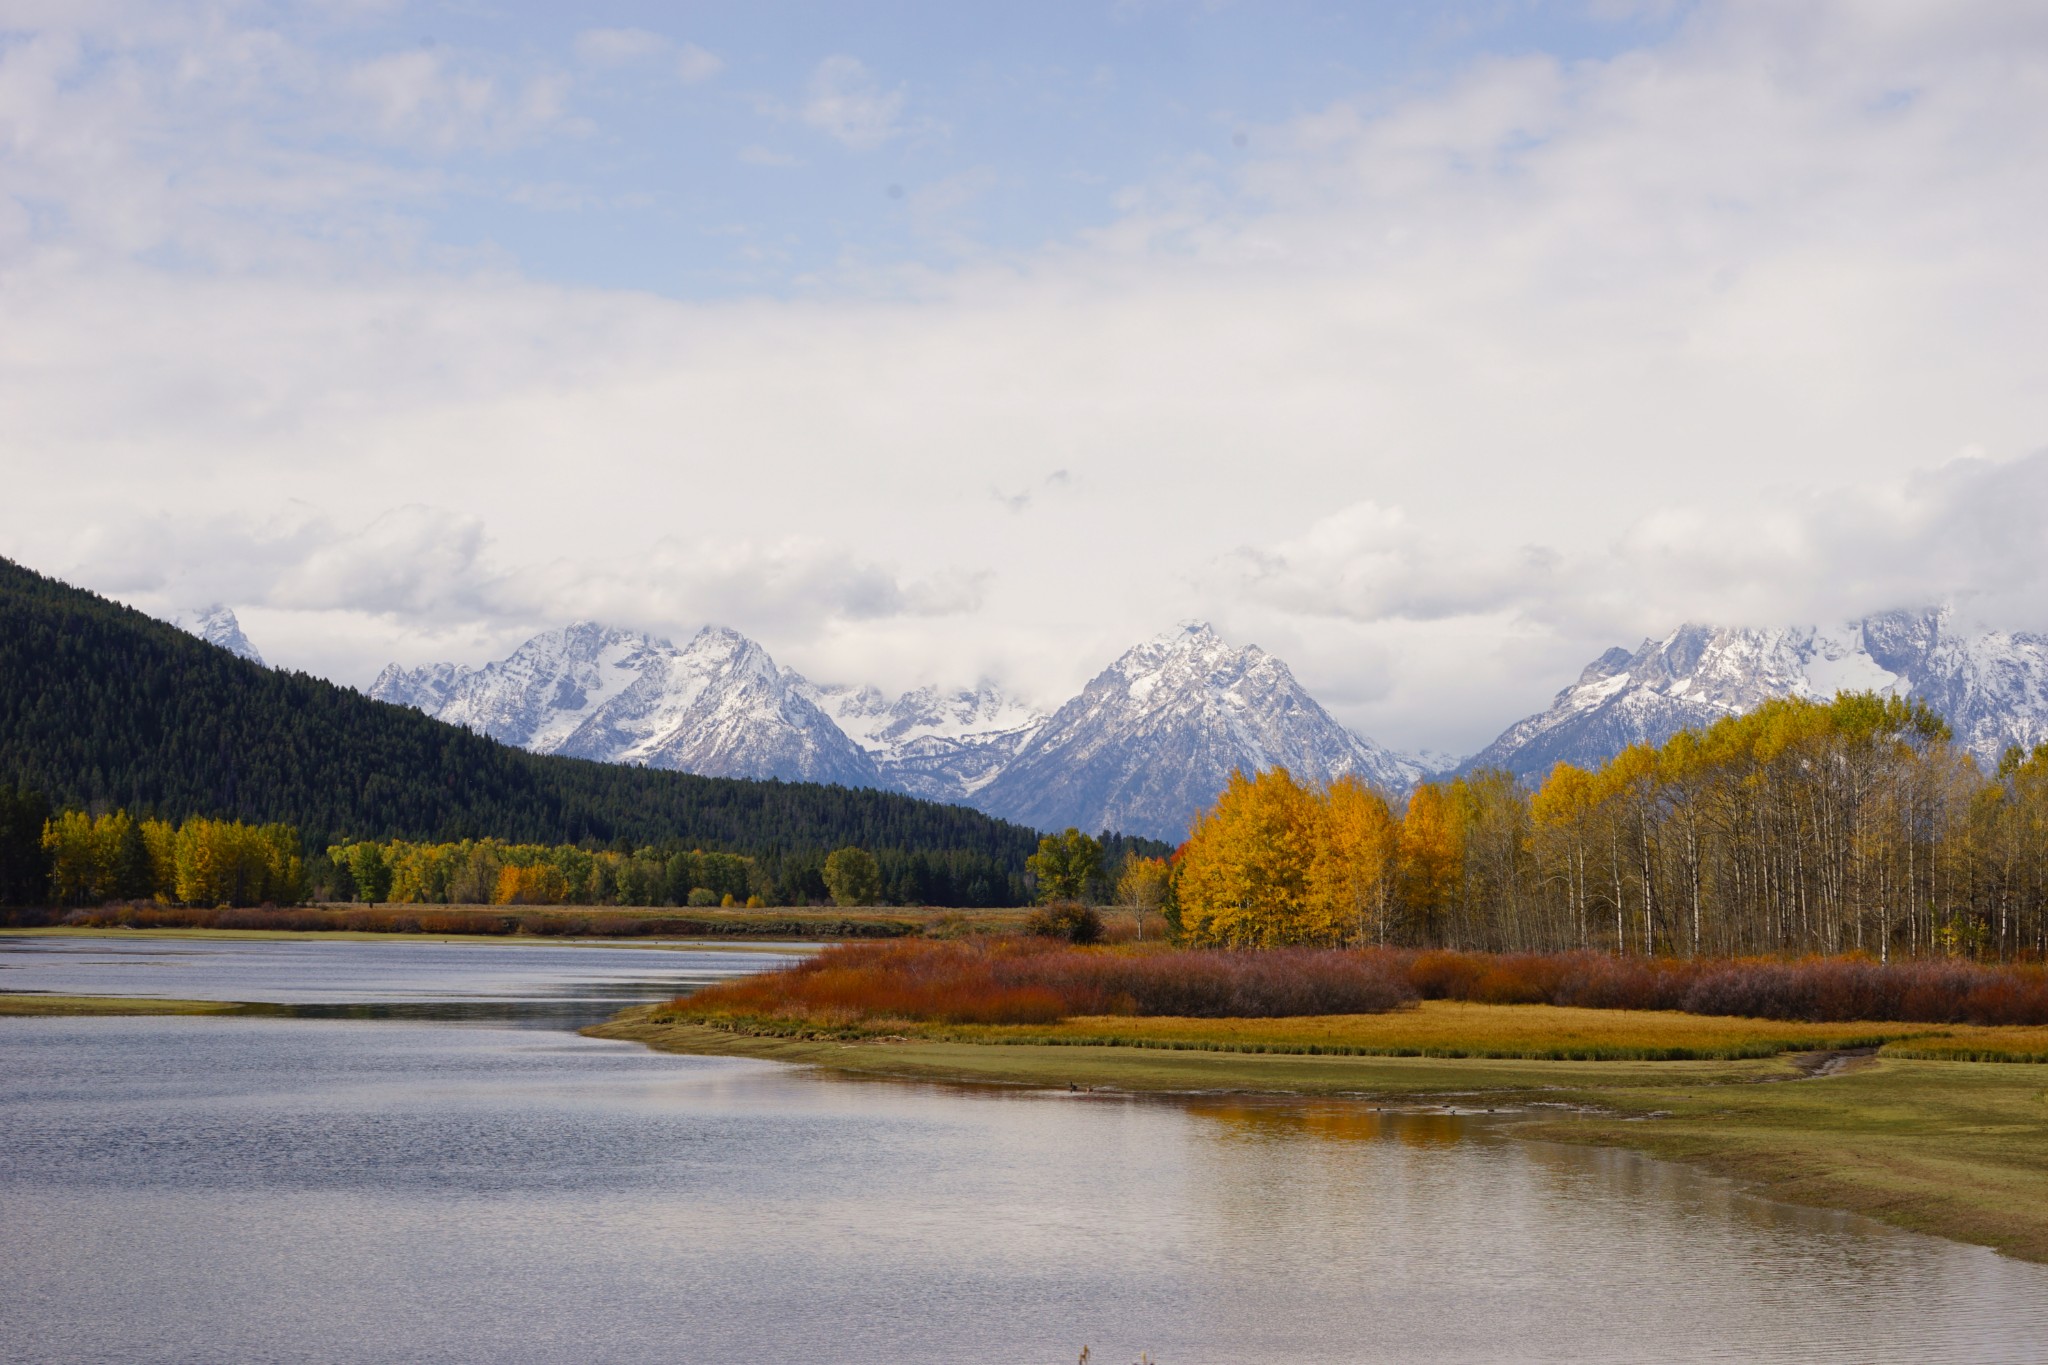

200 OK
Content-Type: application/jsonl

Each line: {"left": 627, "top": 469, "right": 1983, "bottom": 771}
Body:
{"left": 1464, "top": 608, "right": 2048, "bottom": 779}
{"left": 236, "top": 601, "right": 2048, "bottom": 840}
{"left": 370, "top": 623, "right": 880, "bottom": 790}
{"left": 371, "top": 621, "right": 1425, "bottom": 842}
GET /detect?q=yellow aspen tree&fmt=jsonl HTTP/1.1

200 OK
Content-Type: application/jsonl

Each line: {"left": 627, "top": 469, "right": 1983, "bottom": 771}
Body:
{"left": 1599, "top": 743, "right": 1665, "bottom": 954}
{"left": 41, "top": 811, "right": 98, "bottom": 905}
{"left": 494, "top": 863, "right": 569, "bottom": 906}
{"left": 1529, "top": 762, "right": 1598, "bottom": 949}
{"left": 172, "top": 818, "right": 215, "bottom": 906}
{"left": 1308, "top": 776, "right": 1399, "bottom": 946}
{"left": 1397, "top": 782, "right": 1462, "bottom": 945}
{"left": 255, "top": 824, "right": 304, "bottom": 904}
{"left": 1175, "top": 768, "right": 1326, "bottom": 947}
{"left": 140, "top": 819, "right": 178, "bottom": 901}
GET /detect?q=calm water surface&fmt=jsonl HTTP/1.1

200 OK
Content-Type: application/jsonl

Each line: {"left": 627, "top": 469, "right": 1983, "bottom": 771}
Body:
{"left": 2, "top": 935, "right": 2045, "bottom": 1364}
{"left": 0, "top": 933, "right": 792, "bottom": 1026}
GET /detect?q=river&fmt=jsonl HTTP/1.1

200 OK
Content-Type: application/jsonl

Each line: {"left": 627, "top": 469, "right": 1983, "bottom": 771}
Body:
{"left": 3, "top": 934, "right": 2045, "bottom": 1363}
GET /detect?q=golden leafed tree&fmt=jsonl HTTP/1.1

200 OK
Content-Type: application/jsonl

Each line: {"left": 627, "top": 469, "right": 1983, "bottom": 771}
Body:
{"left": 1397, "top": 781, "right": 1462, "bottom": 945}
{"left": 1176, "top": 768, "right": 1330, "bottom": 947}
{"left": 1307, "top": 776, "right": 1399, "bottom": 946}
{"left": 493, "top": 862, "right": 569, "bottom": 906}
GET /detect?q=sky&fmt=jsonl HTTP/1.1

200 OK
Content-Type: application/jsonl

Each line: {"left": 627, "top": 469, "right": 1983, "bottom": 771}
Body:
{"left": 3, "top": 0, "right": 2048, "bottom": 759}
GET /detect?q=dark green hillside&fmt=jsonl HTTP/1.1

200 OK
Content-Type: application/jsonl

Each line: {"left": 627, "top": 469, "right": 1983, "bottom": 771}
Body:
{"left": 0, "top": 556, "right": 1040, "bottom": 899}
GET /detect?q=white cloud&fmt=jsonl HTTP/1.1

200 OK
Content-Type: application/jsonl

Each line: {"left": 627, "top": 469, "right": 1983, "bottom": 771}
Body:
{"left": 573, "top": 28, "right": 721, "bottom": 84}
{"left": 1215, "top": 503, "right": 1564, "bottom": 625}
{"left": 1207, "top": 447, "right": 2048, "bottom": 749}
{"left": 573, "top": 28, "right": 667, "bottom": 67}
{"left": 675, "top": 43, "right": 723, "bottom": 85}
{"left": 341, "top": 50, "right": 571, "bottom": 153}
{"left": 1220, "top": 455, "right": 2048, "bottom": 638}
{"left": 67, "top": 505, "right": 986, "bottom": 681}
{"left": 7, "top": 3, "right": 2048, "bottom": 748}
{"left": 991, "top": 469, "right": 1078, "bottom": 515}
{"left": 799, "top": 54, "right": 905, "bottom": 150}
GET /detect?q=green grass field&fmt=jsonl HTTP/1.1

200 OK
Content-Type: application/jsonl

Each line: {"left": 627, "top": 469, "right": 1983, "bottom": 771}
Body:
{"left": 0, "top": 993, "right": 258, "bottom": 1016}
{"left": 590, "top": 1004, "right": 2048, "bottom": 1264}
{"left": 839, "top": 1000, "right": 1964, "bottom": 1060}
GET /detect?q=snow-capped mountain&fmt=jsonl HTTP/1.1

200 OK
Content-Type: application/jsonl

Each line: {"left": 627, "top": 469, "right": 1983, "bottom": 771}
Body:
{"left": 172, "top": 604, "right": 264, "bottom": 666}
{"left": 370, "top": 622, "right": 879, "bottom": 787}
{"left": 1466, "top": 608, "right": 2048, "bottom": 779}
{"left": 973, "top": 622, "right": 1429, "bottom": 842}
{"left": 369, "top": 619, "right": 1422, "bottom": 838}
{"left": 795, "top": 678, "right": 1048, "bottom": 805}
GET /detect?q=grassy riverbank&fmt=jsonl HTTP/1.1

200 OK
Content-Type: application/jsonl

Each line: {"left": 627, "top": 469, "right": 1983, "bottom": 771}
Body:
{"left": 803, "top": 1001, "right": 1964, "bottom": 1061}
{"left": 1, "top": 905, "right": 1031, "bottom": 941}
{"left": 589, "top": 1004, "right": 2048, "bottom": 1264}
{"left": 0, "top": 993, "right": 261, "bottom": 1016}
{"left": 0, "top": 926, "right": 814, "bottom": 949}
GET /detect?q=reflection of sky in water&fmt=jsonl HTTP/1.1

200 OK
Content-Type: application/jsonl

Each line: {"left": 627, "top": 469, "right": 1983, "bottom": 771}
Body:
{"left": 3, "top": 938, "right": 2046, "bottom": 1362}
{"left": 0, "top": 934, "right": 792, "bottom": 1026}
{"left": 3, "top": 1018, "right": 2044, "bottom": 1364}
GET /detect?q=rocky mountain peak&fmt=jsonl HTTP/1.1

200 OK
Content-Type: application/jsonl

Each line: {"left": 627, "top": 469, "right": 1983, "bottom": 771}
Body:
{"left": 370, "top": 622, "right": 877, "bottom": 788}
{"left": 1464, "top": 607, "right": 2048, "bottom": 779}
{"left": 976, "top": 625, "right": 1424, "bottom": 842}
{"left": 172, "top": 604, "right": 265, "bottom": 667}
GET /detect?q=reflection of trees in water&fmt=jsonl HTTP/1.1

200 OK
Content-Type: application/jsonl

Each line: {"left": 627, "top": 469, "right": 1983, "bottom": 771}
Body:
{"left": 1168, "top": 1097, "right": 1520, "bottom": 1260}
{"left": 1185, "top": 1097, "right": 1468, "bottom": 1148}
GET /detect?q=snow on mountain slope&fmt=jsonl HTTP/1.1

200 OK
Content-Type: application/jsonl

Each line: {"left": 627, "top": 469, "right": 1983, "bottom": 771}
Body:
{"left": 795, "top": 677, "right": 1047, "bottom": 803}
{"left": 1466, "top": 608, "right": 2048, "bottom": 779}
{"left": 1862, "top": 609, "right": 2048, "bottom": 763}
{"left": 171, "top": 604, "right": 264, "bottom": 666}
{"left": 369, "top": 619, "right": 1422, "bottom": 835}
{"left": 973, "top": 622, "right": 1426, "bottom": 842}
{"left": 371, "top": 622, "right": 879, "bottom": 787}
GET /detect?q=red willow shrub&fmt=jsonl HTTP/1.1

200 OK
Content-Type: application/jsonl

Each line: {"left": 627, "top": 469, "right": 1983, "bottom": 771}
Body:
{"left": 1379, "top": 949, "right": 2048, "bottom": 1026}
{"left": 1396, "top": 950, "right": 1699, "bottom": 1011}
{"left": 681, "top": 940, "right": 1071, "bottom": 1025}
{"left": 674, "top": 939, "right": 1417, "bottom": 1026}
{"left": 678, "top": 940, "right": 2048, "bottom": 1029}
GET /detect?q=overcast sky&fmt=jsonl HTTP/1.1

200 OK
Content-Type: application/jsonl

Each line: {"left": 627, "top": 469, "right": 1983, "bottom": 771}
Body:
{"left": 4, "top": 1, "right": 2047, "bottom": 758}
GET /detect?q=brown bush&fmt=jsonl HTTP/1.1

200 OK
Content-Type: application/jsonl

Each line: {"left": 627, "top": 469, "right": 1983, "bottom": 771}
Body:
{"left": 1023, "top": 901, "right": 1102, "bottom": 944}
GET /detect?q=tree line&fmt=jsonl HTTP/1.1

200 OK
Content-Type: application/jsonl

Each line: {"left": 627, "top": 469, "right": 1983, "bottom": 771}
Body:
{"left": 0, "top": 554, "right": 1048, "bottom": 870}
{"left": 320, "top": 837, "right": 1015, "bottom": 909}
{"left": 35, "top": 807, "right": 305, "bottom": 907}
{"left": 328, "top": 838, "right": 760, "bottom": 907}
{"left": 1170, "top": 692, "right": 2048, "bottom": 960}
{"left": 0, "top": 797, "right": 1029, "bottom": 910}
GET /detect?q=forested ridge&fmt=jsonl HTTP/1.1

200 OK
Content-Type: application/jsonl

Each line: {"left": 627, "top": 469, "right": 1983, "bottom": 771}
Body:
{"left": 0, "top": 555, "right": 1046, "bottom": 902}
